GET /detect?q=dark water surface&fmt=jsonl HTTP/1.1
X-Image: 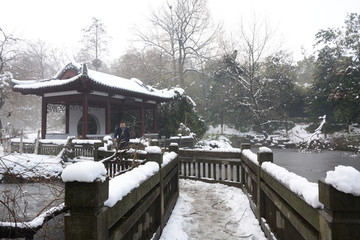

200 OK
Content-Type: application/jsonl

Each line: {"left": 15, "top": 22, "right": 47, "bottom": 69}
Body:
{"left": 266, "top": 149, "right": 360, "bottom": 182}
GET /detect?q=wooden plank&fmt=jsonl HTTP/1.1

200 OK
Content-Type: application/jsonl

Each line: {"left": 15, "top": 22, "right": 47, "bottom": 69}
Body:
{"left": 179, "top": 150, "right": 241, "bottom": 159}
{"left": 109, "top": 185, "right": 160, "bottom": 240}
{"left": 261, "top": 181, "right": 319, "bottom": 240}
{"left": 179, "top": 176, "right": 242, "bottom": 188}
{"left": 261, "top": 170, "right": 320, "bottom": 231}
{"left": 179, "top": 157, "right": 242, "bottom": 166}
{"left": 107, "top": 172, "right": 160, "bottom": 228}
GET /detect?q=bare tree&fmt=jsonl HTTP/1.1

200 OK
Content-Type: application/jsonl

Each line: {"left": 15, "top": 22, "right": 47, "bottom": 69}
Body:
{"left": 136, "top": 0, "right": 220, "bottom": 88}
{"left": 0, "top": 28, "right": 19, "bottom": 137}
{"left": 12, "top": 40, "right": 62, "bottom": 80}
{"left": 111, "top": 48, "right": 173, "bottom": 88}
{"left": 220, "top": 17, "right": 280, "bottom": 138}
{"left": 79, "top": 17, "right": 109, "bottom": 71}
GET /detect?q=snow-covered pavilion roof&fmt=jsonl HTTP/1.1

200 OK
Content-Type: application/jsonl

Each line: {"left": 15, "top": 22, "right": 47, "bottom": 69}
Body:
{"left": 12, "top": 63, "right": 173, "bottom": 102}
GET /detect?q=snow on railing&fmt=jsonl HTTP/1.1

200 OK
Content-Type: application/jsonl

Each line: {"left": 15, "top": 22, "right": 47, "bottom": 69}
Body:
{"left": 261, "top": 161, "right": 324, "bottom": 209}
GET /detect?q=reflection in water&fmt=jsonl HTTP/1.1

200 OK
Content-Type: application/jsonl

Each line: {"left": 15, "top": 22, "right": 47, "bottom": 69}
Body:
{"left": 264, "top": 149, "right": 360, "bottom": 182}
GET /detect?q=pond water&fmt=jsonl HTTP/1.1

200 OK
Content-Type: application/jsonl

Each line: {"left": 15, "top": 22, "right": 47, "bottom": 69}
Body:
{"left": 262, "top": 148, "right": 360, "bottom": 183}
{"left": 0, "top": 182, "right": 64, "bottom": 222}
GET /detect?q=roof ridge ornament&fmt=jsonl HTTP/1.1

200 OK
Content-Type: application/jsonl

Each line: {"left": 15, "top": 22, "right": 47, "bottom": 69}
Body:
{"left": 82, "top": 63, "right": 88, "bottom": 76}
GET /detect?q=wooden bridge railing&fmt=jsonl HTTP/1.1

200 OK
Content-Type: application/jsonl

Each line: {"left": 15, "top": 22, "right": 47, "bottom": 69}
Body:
{"left": 178, "top": 149, "right": 242, "bottom": 188}
{"left": 178, "top": 144, "right": 360, "bottom": 240}
{"left": 99, "top": 150, "right": 148, "bottom": 179}
{"left": 64, "top": 146, "right": 179, "bottom": 240}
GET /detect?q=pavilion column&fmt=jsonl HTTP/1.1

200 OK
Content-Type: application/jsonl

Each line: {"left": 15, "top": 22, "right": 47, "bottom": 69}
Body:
{"left": 82, "top": 93, "right": 88, "bottom": 139}
{"left": 65, "top": 104, "right": 70, "bottom": 134}
{"left": 41, "top": 98, "right": 47, "bottom": 139}
{"left": 140, "top": 104, "right": 145, "bottom": 136}
{"left": 105, "top": 98, "right": 111, "bottom": 135}
{"left": 153, "top": 105, "right": 157, "bottom": 133}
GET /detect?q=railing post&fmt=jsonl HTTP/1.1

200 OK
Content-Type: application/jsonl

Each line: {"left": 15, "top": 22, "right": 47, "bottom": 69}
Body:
{"left": 146, "top": 149, "right": 163, "bottom": 166}
{"left": 67, "top": 137, "right": 75, "bottom": 159}
{"left": 169, "top": 143, "right": 179, "bottom": 154}
{"left": 64, "top": 176, "right": 109, "bottom": 239}
{"left": 93, "top": 142, "right": 103, "bottom": 161}
{"left": 240, "top": 143, "right": 251, "bottom": 185}
{"left": 241, "top": 143, "right": 251, "bottom": 150}
{"left": 146, "top": 147, "right": 165, "bottom": 233}
{"left": 318, "top": 179, "right": 360, "bottom": 240}
{"left": 161, "top": 135, "right": 166, "bottom": 148}
{"left": 19, "top": 129, "right": 23, "bottom": 154}
{"left": 34, "top": 130, "right": 40, "bottom": 154}
{"left": 257, "top": 148, "right": 273, "bottom": 221}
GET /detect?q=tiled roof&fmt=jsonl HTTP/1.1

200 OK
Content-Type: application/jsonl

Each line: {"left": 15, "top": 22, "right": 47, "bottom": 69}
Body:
{"left": 12, "top": 63, "right": 173, "bottom": 102}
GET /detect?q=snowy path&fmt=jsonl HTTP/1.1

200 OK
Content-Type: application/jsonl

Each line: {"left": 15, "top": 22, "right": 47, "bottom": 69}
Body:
{"left": 159, "top": 179, "right": 266, "bottom": 240}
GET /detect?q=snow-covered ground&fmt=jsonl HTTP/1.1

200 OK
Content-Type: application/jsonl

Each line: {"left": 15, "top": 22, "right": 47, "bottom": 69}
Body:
{"left": 204, "top": 123, "right": 360, "bottom": 152}
{"left": 159, "top": 179, "right": 266, "bottom": 240}
{"left": 204, "top": 123, "right": 324, "bottom": 144}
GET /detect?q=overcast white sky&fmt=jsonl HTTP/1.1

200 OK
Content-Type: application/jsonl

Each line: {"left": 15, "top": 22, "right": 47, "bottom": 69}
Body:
{"left": 1, "top": 0, "right": 360, "bottom": 61}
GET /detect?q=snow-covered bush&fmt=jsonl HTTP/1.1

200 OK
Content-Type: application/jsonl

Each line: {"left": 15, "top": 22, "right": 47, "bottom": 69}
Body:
{"left": 157, "top": 88, "right": 207, "bottom": 138}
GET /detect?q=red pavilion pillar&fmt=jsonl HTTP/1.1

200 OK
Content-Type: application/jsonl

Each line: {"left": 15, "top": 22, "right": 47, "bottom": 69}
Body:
{"left": 82, "top": 93, "right": 88, "bottom": 139}
{"left": 105, "top": 98, "right": 111, "bottom": 135}
{"left": 140, "top": 104, "right": 145, "bottom": 136}
{"left": 65, "top": 104, "right": 70, "bottom": 134}
{"left": 41, "top": 98, "right": 47, "bottom": 139}
{"left": 153, "top": 105, "right": 157, "bottom": 133}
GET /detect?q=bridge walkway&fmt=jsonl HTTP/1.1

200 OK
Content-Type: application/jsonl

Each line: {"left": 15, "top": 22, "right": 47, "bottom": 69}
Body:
{"left": 159, "top": 179, "right": 266, "bottom": 240}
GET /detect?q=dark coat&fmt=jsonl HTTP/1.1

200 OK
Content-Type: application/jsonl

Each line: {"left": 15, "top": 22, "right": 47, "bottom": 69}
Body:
{"left": 114, "top": 127, "right": 130, "bottom": 144}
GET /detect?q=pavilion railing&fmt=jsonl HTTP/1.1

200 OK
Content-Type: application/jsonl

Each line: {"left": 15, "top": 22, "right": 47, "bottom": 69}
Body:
{"left": 10, "top": 138, "right": 100, "bottom": 158}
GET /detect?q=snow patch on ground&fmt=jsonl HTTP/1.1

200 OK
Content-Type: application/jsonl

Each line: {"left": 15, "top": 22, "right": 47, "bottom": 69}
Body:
{"left": 206, "top": 125, "right": 255, "bottom": 137}
{"left": 204, "top": 123, "right": 329, "bottom": 146}
{"left": 0, "top": 150, "right": 66, "bottom": 179}
{"left": 195, "top": 135, "right": 235, "bottom": 150}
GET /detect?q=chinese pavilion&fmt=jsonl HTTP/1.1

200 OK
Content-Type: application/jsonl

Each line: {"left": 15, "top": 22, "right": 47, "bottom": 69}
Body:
{"left": 12, "top": 63, "right": 172, "bottom": 139}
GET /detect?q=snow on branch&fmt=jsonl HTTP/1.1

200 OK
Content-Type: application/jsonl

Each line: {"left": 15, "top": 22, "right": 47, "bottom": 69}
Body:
{"left": 307, "top": 115, "right": 326, "bottom": 143}
{"left": 0, "top": 203, "right": 66, "bottom": 229}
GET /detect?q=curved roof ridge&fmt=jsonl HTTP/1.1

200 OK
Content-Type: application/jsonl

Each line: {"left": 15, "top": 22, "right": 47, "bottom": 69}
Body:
{"left": 12, "top": 62, "right": 173, "bottom": 102}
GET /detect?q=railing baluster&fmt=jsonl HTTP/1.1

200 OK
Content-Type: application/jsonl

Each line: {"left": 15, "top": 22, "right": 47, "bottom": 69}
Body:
{"left": 184, "top": 161, "right": 187, "bottom": 177}
{"left": 208, "top": 163, "right": 211, "bottom": 179}
{"left": 197, "top": 162, "right": 201, "bottom": 178}
{"left": 237, "top": 166, "right": 240, "bottom": 183}
{"left": 202, "top": 162, "right": 205, "bottom": 178}
{"left": 224, "top": 164, "right": 228, "bottom": 181}
{"left": 214, "top": 164, "right": 217, "bottom": 180}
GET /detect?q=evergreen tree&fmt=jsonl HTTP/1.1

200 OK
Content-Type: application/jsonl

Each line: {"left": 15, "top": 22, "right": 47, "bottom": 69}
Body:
{"left": 309, "top": 13, "right": 360, "bottom": 132}
{"left": 260, "top": 51, "right": 298, "bottom": 130}
{"left": 157, "top": 90, "right": 207, "bottom": 138}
